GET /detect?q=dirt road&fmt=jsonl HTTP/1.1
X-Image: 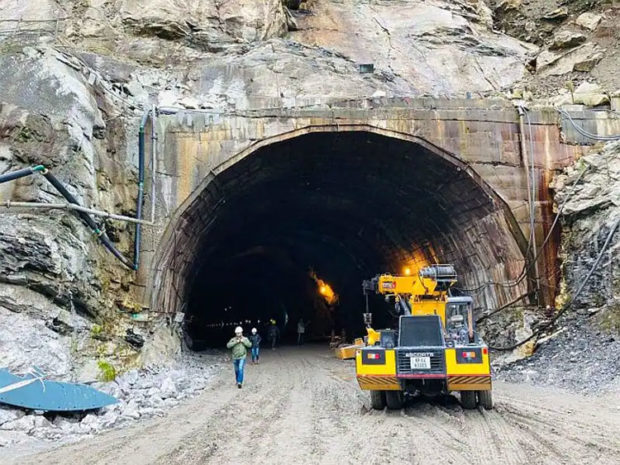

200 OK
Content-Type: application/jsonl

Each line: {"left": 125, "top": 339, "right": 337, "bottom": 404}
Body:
{"left": 7, "top": 346, "right": 620, "bottom": 465}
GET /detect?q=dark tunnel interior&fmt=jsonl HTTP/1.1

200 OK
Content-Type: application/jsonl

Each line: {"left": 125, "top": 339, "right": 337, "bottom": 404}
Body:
{"left": 177, "top": 131, "right": 526, "bottom": 349}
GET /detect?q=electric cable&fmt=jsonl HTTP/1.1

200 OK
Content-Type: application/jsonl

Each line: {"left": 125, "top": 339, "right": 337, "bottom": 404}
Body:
{"left": 488, "top": 218, "right": 619, "bottom": 351}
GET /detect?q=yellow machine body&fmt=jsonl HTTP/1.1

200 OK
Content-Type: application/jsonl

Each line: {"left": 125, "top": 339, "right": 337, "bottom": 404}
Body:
{"left": 355, "top": 348, "right": 400, "bottom": 390}
{"left": 356, "top": 265, "right": 492, "bottom": 409}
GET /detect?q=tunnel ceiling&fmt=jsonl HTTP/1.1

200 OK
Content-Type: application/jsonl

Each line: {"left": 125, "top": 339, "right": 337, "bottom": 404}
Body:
{"left": 156, "top": 131, "right": 528, "bottom": 346}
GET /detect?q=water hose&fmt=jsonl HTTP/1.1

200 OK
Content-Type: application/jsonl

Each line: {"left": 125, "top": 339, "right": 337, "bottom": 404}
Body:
{"left": 1, "top": 165, "right": 134, "bottom": 269}
{"left": 0, "top": 165, "right": 45, "bottom": 183}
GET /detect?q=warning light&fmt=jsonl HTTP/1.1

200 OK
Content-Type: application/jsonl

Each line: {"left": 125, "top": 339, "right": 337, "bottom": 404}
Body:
{"left": 482, "top": 347, "right": 488, "bottom": 355}
{"left": 404, "top": 267, "right": 412, "bottom": 276}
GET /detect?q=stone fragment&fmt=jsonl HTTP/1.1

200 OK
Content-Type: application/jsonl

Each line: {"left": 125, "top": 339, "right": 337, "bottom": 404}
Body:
{"left": 46, "top": 309, "right": 74, "bottom": 335}
{"left": 1, "top": 415, "right": 35, "bottom": 432}
{"left": 0, "top": 408, "right": 24, "bottom": 427}
{"left": 538, "top": 43, "right": 602, "bottom": 76}
{"left": 576, "top": 12, "right": 603, "bottom": 31}
{"left": 122, "top": 400, "right": 141, "bottom": 419}
{"left": 160, "top": 376, "right": 177, "bottom": 399}
{"left": 573, "top": 52, "right": 604, "bottom": 72}
{"left": 543, "top": 7, "right": 568, "bottom": 21}
{"left": 536, "top": 50, "right": 560, "bottom": 69}
{"left": 550, "top": 31, "right": 587, "bottom": 50}
{"left": 495, "top": 0, "right": 522, "bottom": 12}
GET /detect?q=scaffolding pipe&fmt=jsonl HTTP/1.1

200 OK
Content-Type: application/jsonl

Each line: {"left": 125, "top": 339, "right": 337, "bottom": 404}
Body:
{"left": 2, "top": 201, "right": 154, "bottom": 225}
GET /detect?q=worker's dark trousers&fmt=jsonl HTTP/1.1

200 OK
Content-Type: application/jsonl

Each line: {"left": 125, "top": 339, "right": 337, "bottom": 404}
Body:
{"left": 297, "top": 333, "right": 304, "bottom": 345}
{"left": 270, "top": 337, "right": 277, "bottom": 349}
{"left": 251, "top": 347, "right": 260, "bottom": 362}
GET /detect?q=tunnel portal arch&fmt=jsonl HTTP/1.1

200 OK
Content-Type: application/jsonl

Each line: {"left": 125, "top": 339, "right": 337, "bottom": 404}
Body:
{"left": 149, "top": 125, "right": 531, "bottom": 346}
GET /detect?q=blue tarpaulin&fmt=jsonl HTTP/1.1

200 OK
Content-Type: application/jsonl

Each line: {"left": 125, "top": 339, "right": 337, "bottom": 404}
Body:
{"left": 0, "top": 368, "right": 117, "bottom": 412}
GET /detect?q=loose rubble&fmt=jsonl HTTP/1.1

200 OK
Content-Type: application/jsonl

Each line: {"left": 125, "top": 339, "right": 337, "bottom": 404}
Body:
{"left": 0, "top": 351, "right": 225, "bottom": 449}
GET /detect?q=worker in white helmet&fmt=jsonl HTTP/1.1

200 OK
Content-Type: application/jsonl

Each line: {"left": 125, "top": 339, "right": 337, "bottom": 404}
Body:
{"left": 249, "top": 327, "right": 262, "bottom": 364}
{"left": 226, "top": 326, "right": 252, "bottom": 388}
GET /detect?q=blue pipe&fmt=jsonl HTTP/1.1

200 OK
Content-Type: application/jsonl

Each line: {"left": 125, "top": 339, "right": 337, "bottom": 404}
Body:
{"left": 134, "top": 110, "right": 150, "bottom": 270}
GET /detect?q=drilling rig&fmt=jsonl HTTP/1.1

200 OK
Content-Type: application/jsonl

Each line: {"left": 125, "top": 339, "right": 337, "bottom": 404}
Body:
{"left": 355, "top": 264, "right": 492, "bottom": 410}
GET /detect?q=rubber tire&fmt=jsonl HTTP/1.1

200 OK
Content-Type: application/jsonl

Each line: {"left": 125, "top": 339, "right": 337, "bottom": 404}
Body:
{"left": 460, "top": 391, "right": 477, "bottom": 409}
{"left": 385, "top": 390, "right": 404, "bottom": 410}
{"left": 478, "top": 390, "right": 493, "bottom": 410}
{"left": 370, "top": 390, "right": 386, "bottom": 410}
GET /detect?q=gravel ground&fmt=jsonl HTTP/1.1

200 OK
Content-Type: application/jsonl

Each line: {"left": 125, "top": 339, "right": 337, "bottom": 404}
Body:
{"left": 0, "top": 350, "right": 226, "bottom": 451}
{"left": 3, "top": 345, "right": 619, "bottom": 465}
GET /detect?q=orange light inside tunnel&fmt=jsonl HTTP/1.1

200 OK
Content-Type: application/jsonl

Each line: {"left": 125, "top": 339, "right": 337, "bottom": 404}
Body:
{"left": 310, "top": 271, "right": 339, "bottom": 306}
{"left": 403, "top": 267, "right": 412, "bottom": 276}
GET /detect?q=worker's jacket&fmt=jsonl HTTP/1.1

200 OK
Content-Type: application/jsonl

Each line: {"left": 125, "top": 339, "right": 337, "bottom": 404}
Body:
{"left": 249, "top": 334, "right": 262, "bottom": 347}
{"left": 226, "top": 337, "right": 252, "bottom": 359}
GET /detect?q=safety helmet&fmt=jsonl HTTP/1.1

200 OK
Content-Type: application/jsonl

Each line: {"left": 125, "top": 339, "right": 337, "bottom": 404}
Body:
{"left": 235, "top": 326, "right": 243, "bottom": 334}
{"left": 251, "top": 328, "right": 257, "bottom": 334}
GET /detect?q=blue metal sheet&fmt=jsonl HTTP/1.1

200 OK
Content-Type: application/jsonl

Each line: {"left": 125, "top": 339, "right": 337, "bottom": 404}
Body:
{"left": 0, "top": 368, "right": 117, "bottom": 412}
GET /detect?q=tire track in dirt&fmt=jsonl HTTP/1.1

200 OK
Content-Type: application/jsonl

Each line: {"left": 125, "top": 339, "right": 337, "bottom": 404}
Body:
{"left": 7, "top": 347, "right": 620, "bottom": 465}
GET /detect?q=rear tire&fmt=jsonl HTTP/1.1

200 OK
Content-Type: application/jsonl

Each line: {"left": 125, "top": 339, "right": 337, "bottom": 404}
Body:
{"left": 478, "top": 390, "right": 493, "bottom": 410}
{"left": 385, "top": 390, "right": 404, "bottom": 410}
{"left": 370, "top": 390, "right": 386, "bottom": 410}
{"left": 460, "top": 391, "right": 477, "bottom": 409}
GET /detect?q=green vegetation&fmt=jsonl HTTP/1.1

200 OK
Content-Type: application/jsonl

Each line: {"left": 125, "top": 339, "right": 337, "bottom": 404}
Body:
{"left": 90, "top": 323, "right": 103, "bottom": 338}
{"left": 97, "top": 360, "right": 117, "bottom": 382}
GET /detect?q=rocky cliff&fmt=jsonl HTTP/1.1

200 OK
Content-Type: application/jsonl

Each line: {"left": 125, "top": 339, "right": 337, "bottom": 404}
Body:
{"left": 0, "top": 0, "right": 618, "bottom": 380}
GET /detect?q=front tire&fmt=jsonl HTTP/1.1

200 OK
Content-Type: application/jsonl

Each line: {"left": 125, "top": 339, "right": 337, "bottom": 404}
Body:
{"left": 370, "top": 390, "right": 386, "bottom": 410}
{"left": 460, "top": 391, "right": 477, "bottom": 409}
{"left": 478, "top": 390, "right": 493, "bottom": 410}
{"left": 385, "top": 390, "right": 404, "bottom": 410}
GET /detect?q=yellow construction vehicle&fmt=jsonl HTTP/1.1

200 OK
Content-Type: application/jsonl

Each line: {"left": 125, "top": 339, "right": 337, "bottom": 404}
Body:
{"left": 355, "top": 265, "right": 492, "bottom": 410}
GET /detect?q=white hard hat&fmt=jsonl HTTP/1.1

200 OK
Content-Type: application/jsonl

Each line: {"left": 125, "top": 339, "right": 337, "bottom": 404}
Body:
{"left": 235, "top": 326, "right": 243, "bottom": 334}
{"left": 251, "top": 327, "right": 257, "bottom": 333}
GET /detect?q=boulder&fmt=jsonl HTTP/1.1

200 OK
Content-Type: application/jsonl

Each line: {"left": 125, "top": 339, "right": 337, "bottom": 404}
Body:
{"left": 538, "top": 43, "right": 604, "bottom": 76}
{"left": 573, "top": 52, "right": 604, "bottom": 72}
{"left": 576, "top": 12, "right": 603, "bottom": 31}
{"left": 573, "top": 82, "right": 609, "bottom": 107}
{"left": 550, "top": 31, "right": 586, "bottom": 50}
{"left": 543, "top": 7, "right": 568, "bottom": 21}
{"left": 495, "top": 0, "right": 522, "bottom": 12}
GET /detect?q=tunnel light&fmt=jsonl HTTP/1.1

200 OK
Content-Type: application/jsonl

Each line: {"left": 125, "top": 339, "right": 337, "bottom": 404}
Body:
{"left": 404, "top": 267, "right": 412, "bottom": 276}
{"left": 309, "top": 270, "right": 339, "bottom": 305}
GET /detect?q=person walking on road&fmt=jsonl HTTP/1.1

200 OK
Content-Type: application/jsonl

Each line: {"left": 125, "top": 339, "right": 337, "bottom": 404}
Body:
{"left": 267, "top": 320, "right": 280, "bottom": 350}
{"left": 226, "top": 326, "right": 252, "bottom": 388}
{"left": 249, "top": 327, "right": 262, "bottom": 364}
{"left": 297, "top": 318, "right": 307, "bottom": 345}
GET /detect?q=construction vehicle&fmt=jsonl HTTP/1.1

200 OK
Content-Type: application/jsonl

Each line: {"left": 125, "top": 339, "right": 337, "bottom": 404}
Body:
{"left": 355, "top": 264, "right": 492, "bottom": 410}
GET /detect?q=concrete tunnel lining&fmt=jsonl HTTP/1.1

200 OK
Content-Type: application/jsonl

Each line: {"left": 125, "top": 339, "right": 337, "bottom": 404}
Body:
{"left": 150, "top": 127, "right": 530, "bottom": 347}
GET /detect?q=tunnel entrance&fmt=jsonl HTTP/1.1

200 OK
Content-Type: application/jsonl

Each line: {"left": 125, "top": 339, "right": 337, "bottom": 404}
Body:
{"left": 153, "top": 129, "right": 529, "bottom": 349}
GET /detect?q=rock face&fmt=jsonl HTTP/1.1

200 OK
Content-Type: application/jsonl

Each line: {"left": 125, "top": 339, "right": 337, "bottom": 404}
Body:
{"left": 494, "top": 141, "right": 619, "bottom": 393}
{"left": 119, "top": 0, "right": 287, "bottom": 47}
{"left": 553, "top": 141, "right": 620, "bottom": 311}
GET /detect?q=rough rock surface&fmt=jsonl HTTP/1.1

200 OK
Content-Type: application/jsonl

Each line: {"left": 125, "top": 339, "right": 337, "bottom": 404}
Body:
{"left": 496, "top": 141, "right": 620, "bottom": 393}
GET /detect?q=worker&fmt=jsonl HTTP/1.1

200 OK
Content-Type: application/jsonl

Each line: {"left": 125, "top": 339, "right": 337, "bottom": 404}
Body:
{"left": 267, "top": 320, "right": 280, "bottom": 350}
{"left": 249, "top": 327, "right": 262, "bottom": 364}
{"left": 297, "top": 318, "right": 306, "bottom": 345}
{"left": 226, "top": 326, "right": 252, "bottom": 388}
